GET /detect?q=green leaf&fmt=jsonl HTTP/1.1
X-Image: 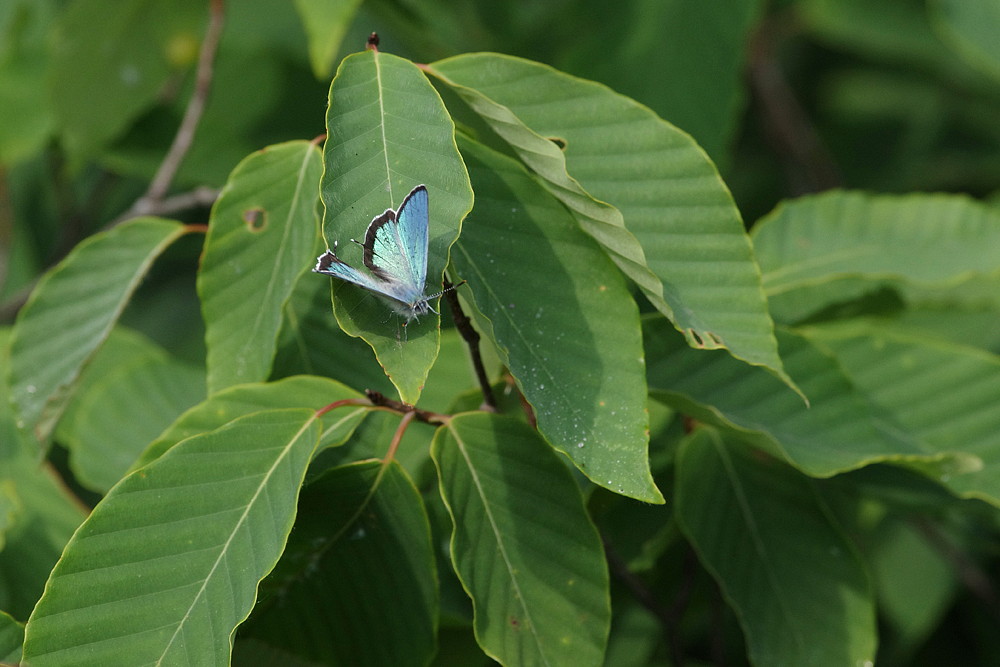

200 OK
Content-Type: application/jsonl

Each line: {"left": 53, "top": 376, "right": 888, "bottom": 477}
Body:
{"left": 291, "top": 0, "right": 362, "bottom": 79}
{"left": 454, "top": 138, "right": 660, "bottom": 502}
{"left": 552, "top": 0, "right": 762, "bottom": 163}
{"left": 0, "top": 610, "right": 23, "bottom": 664}
{"left": 0, "top": 330, "right": 86, "bottom": 621}
{"left": 644, "top": 319, "right": 946, "bottom": 477}
{"left": 200, "top": 140, "right": 324, "bottom": 394}
{"left": 131, "top": 375, "right": 365, "bottom": 470}
{"left": 240, "top": 461, "right": 437, "bottom": 666}
{"left": 273, "top": 271, "right": 397, "bottom": 397}
{"left": 930, "top": 0, "right": 1000, "bottom": 81}
{"left": 867, "top": 516, "right": 957, "bottom": 656}
{"left": 675, "top": 428, "right": 876, "bottom": 667}
{"left": 0, "top": 0, "right": 55, "bottom": 163}
{"left": 432, "top": 413, "right": 610, "bottom": 667}
{"left": 753, "top": 191, "right": 1000, "bottom": 322}
{"left": 429, "top": 53, "right": 791, "bottom": 390}
{"left": 50, "top": 0, "right": 204, "bottom": 159}
{"left": 799, "top": 0, "right": 981, "bottom": 83}
{"left": 22, "top": 409, "right": 321, "bottom": 666}
{"left": 804, "top": 322, "right": 1000, "bottom": 504}
{"left": 8, "top": 217, "right": 188, "bottom": 443}
{"left": 0, "top": 457, "right": 86, "bottom": 623}
{"left": 319, "top": 49, "right": 473, "bottom": 404}
{"left": 56, "top": 327, "right": 206, "bottom": 493}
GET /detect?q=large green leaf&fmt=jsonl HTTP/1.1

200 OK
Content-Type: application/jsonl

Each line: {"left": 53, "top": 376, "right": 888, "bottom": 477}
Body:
{"left": 675, "top": 428, "right": 876, "bottom": 667}
{"left": 8, "top": 217, "right": 189, "bottom": 442}
{"left": 804, "top": 322, "right": 1000, "bottom": 504}
{"left": 200, "top": 140, "right": 323, "bottom": 394}
{"left": 429, "top": 53, "right": 790, "bottom": 389}
{"left": 454, "top": 138, "right": 660, "bottom": 502}
{"left": 131, "top": 375, "right": 365, "bottom": 470}
{"left": 319, "top": 49, "right": 472, "bottom": 404}
{"left": 644, "top": 319, "right": 947, "bottom": 477}
{"left": 432, "top": 413, "right": 610, "bottom": 667}
{"left": 56, "top": 327, "right": 205, "bottom": 493}
{"left": 22, "top": 409, "right": 321, "bottom": 665}
{"left": 240, "top": 461, "right": 437, "bottom": 666}
{"left": 753, "top": 191, "right": 1000, "bottom": 322}
{"left": 50, "top": 0, "right": 203, "bottom": 159}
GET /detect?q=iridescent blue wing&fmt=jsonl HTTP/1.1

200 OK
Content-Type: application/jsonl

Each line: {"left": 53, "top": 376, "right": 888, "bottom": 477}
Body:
{"left": 312, "top": 247, "right": 409, "bottom": 304}
{"left": 362, "top": 185, "right": 429, "bottom": 294}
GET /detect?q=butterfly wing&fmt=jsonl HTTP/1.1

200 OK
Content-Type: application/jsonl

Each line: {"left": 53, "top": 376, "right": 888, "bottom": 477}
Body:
{"left": 362, "top": 185, "right": 429, "bottom": 297}
{"left": 313, "top": 248, "right": 411, "bottom": 305}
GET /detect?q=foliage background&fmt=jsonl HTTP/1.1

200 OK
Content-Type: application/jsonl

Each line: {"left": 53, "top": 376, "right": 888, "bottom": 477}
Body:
{"left": 2, "top": 0, "right": 1000, "bottom": 665}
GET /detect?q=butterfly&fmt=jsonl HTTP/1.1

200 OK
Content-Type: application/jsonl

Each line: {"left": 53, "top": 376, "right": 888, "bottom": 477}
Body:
{"left": 313, "top": 185, "right": 450, "bottom": 322}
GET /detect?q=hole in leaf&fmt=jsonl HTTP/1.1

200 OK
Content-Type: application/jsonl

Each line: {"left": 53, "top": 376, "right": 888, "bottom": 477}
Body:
{"left": 686, "top": 328, "right": 725, "bottom": 349}
{"left": 243, "top": 207, "right": 267, "bottom": 232}
{"left": 548, "top": 136, "right": 567, "bottom": 150}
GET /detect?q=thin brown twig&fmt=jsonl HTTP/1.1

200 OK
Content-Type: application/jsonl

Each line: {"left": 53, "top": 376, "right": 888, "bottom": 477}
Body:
{"left": 147, "top": 0, "right": 224, "bottom": 202}
{"left": 604, "top": 537, "right": 688, "bottom": 666}
{"left": 382, "top": 409, "right": 416, "bottom": 464}
{"left": 125, "top": 186, "right": 221, "bottom": 223}
{"left": 111, "top": 0, "right": 225, "bottom": 229}
{"left": 914, "top": 516, "right": 1000, "bottom": 622}
{"left": 747, "top": 15, "right": 840, "bottom": 195}
{"left": 442, "top": 277, "right": 497, "bottom": 410}
{"left": 364, "top": 390, "right": 452, "bottom": 425}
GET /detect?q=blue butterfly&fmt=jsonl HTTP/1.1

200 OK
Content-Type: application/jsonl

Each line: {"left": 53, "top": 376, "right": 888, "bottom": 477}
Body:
{"left": 313, "top": 185, "right": 446, "bottom": 322}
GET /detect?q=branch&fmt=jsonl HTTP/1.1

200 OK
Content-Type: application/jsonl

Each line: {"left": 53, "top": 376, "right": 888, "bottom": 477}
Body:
{"left": 125, "top": 186, "right": 221, "bottom": 221}
{"left": 442, "top": 277, "right": 497, "bottom": 410}
{"left": 364, "top": 390, "right": 453, "bottom": 425}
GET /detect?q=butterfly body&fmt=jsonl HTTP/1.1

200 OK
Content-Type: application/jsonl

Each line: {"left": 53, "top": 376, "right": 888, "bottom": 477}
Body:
{"left": 314, "top": 185, "right": 435, "bottom": 321}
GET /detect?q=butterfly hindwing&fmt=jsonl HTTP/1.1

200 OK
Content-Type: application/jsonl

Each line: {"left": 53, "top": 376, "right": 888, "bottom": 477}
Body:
{"left": 313, "top": 249, "right": 406, "bottom": 303}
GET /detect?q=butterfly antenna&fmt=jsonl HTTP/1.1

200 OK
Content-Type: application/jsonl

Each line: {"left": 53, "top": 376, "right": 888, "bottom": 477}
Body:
{"left": 427, "top": 279, "right": 467, "bottom": 300}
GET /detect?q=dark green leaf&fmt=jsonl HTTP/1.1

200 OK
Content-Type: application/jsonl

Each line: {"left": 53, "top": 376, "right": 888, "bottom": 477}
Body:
{"left": 644, "top": 319, "right": 943, "bottom": 476}
{"left": 430, "top": 53, "right": 792, "bottom": 391}
{"left": 455, "top": 138, "right": 660, "bottom": 502}
{"left": 241, "top": 461, "right": 437, "bottom": 666}
{"left": 432, "top": 413, "right": 610, "bottom": 666}
{"left": 319, "top": 49, "right": 473, "bottom": 403}
{"left": 805, "top": 322, "right": 1000, "bottom": 504}
{"left": 675, "top": 428, "right": 876, "bottom": 666}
